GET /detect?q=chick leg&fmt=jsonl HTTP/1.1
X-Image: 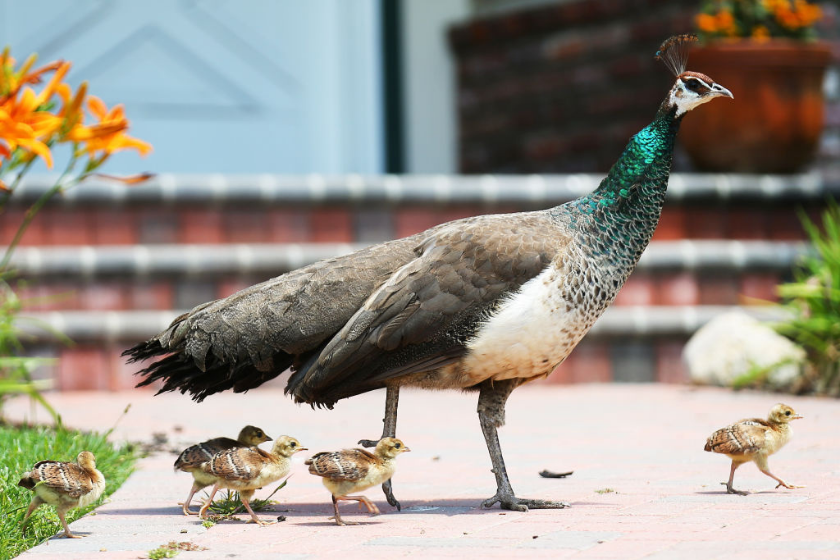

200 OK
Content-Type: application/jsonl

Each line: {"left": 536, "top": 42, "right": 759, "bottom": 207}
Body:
{"left": 238, "top": 489, "right": 274, "bottom": 526}
{"left": 20, "top": 497, "right": 43, "bottom": 535}
{"left": 182, "top": 482, "right": 204, "bottom": 515}
{"left": 722, "top": 460, "right": 748, "bottom": 495}
{"left": 755, "top": 456, "right": 804, "bottom": 490}
{"left": 358, "top": 385, "right": 401, "bottom": 510}
{"left": 331, "top": 495, "right": 357, "bottom": 526}
{"left": 342, "top": 495, "right": 380, "bottom": 515}
{"left": 57, "top": 506, "right": 81, "bottom": 538}
{"left": 478, "top": 379, "right": 570, "bottom": 512}
{"left": 199, "top": 483, "right": 221, "bottom": 520}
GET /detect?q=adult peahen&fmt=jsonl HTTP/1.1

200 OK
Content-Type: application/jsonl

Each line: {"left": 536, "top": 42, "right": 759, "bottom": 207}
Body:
{"left": 126, "top": 35, "right": 732, "bottom": 512}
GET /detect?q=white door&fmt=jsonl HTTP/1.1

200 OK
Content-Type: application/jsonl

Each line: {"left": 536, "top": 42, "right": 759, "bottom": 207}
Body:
{"left": 0, "top": 0, "right": 384, "bottom": 173}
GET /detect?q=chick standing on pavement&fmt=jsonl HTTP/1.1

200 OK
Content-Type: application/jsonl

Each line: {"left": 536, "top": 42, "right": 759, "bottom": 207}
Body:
{"left": 18, "top": 451, "right": 106, "bottom": 538}
{"left": 174, "top": 425, "right": 272, "bottom": 515}
{"left": 306, "top": 437, "right": 410, "bottom": 525}
{"left": 705, "top": 403, "right": 804, "bottom": 495}
{"left": 198, "top": 435, "right": 306, "bottom": 525}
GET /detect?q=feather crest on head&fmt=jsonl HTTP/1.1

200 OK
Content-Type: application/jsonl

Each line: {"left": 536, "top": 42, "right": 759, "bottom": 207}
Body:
{"left": 655, "top": 34, "right": 697, "bottom": 77}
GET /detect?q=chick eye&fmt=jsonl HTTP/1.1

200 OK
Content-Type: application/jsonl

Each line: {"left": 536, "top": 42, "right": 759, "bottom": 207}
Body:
{"left": 785, "top": 410, "right": 791, "bottom": 416}
{"left": 394, "top": 443, "right": 401, "bottom": 449}
{"left": 290, "top": 442, "right": 297, "bottom": 447}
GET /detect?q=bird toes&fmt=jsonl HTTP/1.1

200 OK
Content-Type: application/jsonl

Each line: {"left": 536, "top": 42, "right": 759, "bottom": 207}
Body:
{"left": 482, "top": 492, "right": 567, "bottom": 512}
{"left": 357, "top": 439, "right": 379, "bottom": 448}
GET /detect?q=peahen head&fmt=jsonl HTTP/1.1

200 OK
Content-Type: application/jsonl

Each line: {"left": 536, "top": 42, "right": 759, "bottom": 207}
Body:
{"left": 656, "top": 34, "right": 733, "bottom": 117}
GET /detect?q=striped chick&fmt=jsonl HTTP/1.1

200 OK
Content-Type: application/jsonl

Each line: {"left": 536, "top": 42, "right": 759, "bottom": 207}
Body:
{"left": 306, "top": 437, "right": 410, "bottom": 525}
{"left": 174, "top": 425, "right": 272, "bottom": 515}
{"left": 705, "top": 403, "right": 804, "bottom": 495}
{"left": 198, "top": 435, "right": 306, "bottom": 525}
{"left": 18, "top": 451, "right": 106, "bottom": 538}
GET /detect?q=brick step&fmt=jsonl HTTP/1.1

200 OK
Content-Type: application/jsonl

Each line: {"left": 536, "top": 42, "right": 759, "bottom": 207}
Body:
{"left": 23, "top": 305, "right": 787, "bottom": 391}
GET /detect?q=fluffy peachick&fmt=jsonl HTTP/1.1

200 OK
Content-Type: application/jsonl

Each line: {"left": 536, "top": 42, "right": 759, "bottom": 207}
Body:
{"left": 19, "top": 451, "right": 106, "bottom": 538}
{"left": 705, "top": 403, "right": 804, "bottom": 495}
{"left": 198, "top": 435, "right": 306, "bottom": 525}
{"left": 306, "top": 437, "right": 410, "bottom": 525}
{"left": 127, "top": 34, "right": 731, "bottom": 512}
{"left": 174, "top": 425, "right": 272, "bottom": 515}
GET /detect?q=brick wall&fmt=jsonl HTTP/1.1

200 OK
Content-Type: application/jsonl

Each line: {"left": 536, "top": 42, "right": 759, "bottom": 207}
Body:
{"left": 449, "top": 0, "right": 840, "bottom": 173}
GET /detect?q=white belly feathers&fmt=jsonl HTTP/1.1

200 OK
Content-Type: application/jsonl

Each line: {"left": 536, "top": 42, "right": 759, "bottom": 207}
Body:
{"left": 461, "top": 262, "right": 585, "bottom": 383}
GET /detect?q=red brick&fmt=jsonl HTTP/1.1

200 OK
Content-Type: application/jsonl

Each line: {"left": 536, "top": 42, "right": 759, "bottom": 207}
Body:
{"left": 93, "top": 209, "right": 137, "bottom": 245}
{"left": 1, "top": 208, "right": 48, "bottom": 246}
{"left": 655, "top": 273, "right": 699, "bottom": 306}
{"left": 565, "top": 341, "right": 612, "bottom": 383}
{"left": 181, "top": 209, "right": 224, "bottom": 244}
{"left": 395, "top": 208, "right": 440, "bottom": 238}
{"left": 218, "top": 278, "right": 251, "bottom": 299}
{"left": 43, "top": 208, "right": 95, "bottom": 245}
{"left": 656, "top": 341, "right": 687, "bottom": 383}
{"left": 698, "top": 274, "right": 739, "bottom": 305}
{"left": 138, "top": 210, "right": 179, "bottom": 244}
{"left": 268, "top": 209, "right": 310, "bottom": 243}
{"left": 614, "top": 275, "right": 655, "bottom": 306}
{"left": 309, "top": 207, "right": 353, "bottom": 243}
{"left": 738, "top": 273, "right": 780, "bottom": 304}
{"left": 769, "top": 207, "right": 807, "bottom": 240}
{"left": 727, "top": 208, "right": 768, "bottom": 240}
{"left": 686, "top": 206, "right": 728, "bottom": 239}
{"left": 57, "top": 347, "right": 110, "bottom": 390}
{"left": 652, "top": 206, "right": 686, "bottom": 241}
{"left": 131, "top": 282, "right": 173, "bottom": 310}
{"left": 225, "top": 209, "right": 268, "bottom": 243}
{"left": 79, "top": 283, "right": 128, "bottom": 310}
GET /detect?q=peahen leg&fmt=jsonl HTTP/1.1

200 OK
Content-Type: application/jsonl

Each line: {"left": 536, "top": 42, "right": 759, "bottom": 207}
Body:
{"left": 477, "top": 379, "right": 570, "bottom": 512}
{"left": 358, "top": 385, "right": 401, "bottom": 510}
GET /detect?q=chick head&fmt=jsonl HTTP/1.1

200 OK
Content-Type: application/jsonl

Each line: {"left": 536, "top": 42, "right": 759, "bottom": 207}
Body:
{"left": 77, "top": 451, "right": 97, "bottom": 470}
{"left": 376, "top": 437, "right": 411, "bottom": 459}
{"left": 273, "top": 435, "right": 307, "bottom": 457}
{"left": 238, "top": 425, "right": 273, "bottom": 445}
{"left": 769, "top": 403, "right": 803, "bottom": 423}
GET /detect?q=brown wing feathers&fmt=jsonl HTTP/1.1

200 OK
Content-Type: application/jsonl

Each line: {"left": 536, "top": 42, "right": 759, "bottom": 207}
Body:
{"left": 306, "top": 449, "right": 378, "bottom": 482}
{"left": 202, "top": 447, "right": 271, "bottom": 482}
{"left": 704, "top": 419, "right": 769, "bottom": 456}
{"left": 127, "top": 213, "right": 566, "bottom": 406}
{"left": 19, "top": 460, "right": 94, "bottom": 498}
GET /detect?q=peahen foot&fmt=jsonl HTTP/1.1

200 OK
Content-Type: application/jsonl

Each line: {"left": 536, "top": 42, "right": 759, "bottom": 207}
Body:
{"left": 481, "top": 490, "right": 570, "bottom": 512}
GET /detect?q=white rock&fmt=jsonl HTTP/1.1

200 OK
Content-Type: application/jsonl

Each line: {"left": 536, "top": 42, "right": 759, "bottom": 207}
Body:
{"left": 684, "top": 310, "right": 805, "bottom": 389}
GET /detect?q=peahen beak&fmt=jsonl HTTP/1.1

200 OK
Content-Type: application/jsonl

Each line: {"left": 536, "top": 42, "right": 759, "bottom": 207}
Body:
{"left": 711, "top": 84, "right": 734, "bottom": 99}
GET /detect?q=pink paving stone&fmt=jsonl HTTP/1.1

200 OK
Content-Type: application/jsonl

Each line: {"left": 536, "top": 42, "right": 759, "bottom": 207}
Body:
{"left": 6, "top": 384, "right": 840, "bottom": 559}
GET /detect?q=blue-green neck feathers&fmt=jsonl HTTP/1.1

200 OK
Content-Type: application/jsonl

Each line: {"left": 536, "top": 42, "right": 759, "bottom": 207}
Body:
{"left": 554, "top": 104, "right": 682, "bottom": 262}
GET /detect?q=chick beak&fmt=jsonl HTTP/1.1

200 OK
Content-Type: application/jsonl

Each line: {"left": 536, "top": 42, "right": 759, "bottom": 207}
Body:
{"left": 403, "top": 447, "right": 411, "bottom": 452}
{"left": 265, "top": 436, "right": 273, "bottom": 441}
{"left": 791, "top": 414, "right": 804, "bottom": 420}
{"left": 297, "top": 447, "right": 309, "bottom": 452}
{"left": 711, "top": 84, "right": 734, "bottom": 99}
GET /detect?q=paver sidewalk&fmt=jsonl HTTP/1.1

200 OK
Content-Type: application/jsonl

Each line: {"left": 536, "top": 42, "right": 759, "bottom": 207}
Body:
{"left": 6, "top": 384, "right": 840, "bottom": 559}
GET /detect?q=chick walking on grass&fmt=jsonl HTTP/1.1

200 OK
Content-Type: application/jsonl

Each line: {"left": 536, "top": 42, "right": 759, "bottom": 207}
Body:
{"left": 18, "top": 451, "right": 106, "bottom": 538}
{"left": 306, "top": 437, "right": 410, "bottom": 525}
{"left": 705, "top": 403, "right": 804, "bottom": 495}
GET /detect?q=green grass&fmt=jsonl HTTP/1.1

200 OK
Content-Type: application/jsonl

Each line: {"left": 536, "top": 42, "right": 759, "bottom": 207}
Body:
{"left": 0, "top": 423, "right": 137, "bottom": 560}
{"left": 202, "top": 479, "right": 288, "bottom": 522}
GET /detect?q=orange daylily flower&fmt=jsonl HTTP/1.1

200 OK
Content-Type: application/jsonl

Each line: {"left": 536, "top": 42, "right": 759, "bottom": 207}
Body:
{"left": 0, "top": 86, "right": 64, "bottom": 168}
{"left": 65, "top": 95, "right": 152, "bottom": 158}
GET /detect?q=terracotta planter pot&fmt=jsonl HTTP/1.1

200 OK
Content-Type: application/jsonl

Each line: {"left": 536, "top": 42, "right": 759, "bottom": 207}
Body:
{"left": 680, "top": 41, "right": 831, "bottom": 173}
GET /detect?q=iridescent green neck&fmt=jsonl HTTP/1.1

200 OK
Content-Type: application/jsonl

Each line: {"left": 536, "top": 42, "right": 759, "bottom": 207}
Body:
{"left": 555, "top": 104, "right": 682, "bottom": 261}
